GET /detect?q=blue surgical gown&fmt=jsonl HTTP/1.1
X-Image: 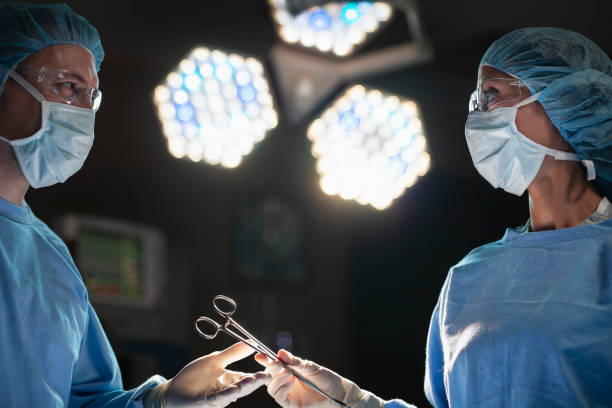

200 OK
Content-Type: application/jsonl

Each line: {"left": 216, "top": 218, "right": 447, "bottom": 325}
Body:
{"left": 0, "top": 197, "right": 164, "bottom": 407}
{"left": 379, "top": 217, "right": 612, "bottom": 408}
{"left": 422, "top": 218, "right": 612, "bottom": 407}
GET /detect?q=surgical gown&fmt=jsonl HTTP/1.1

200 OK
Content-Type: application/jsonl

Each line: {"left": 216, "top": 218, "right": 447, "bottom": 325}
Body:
{"left": 0, "top": 197, "right": 164, "bottom": 407}
{"left": 422, "top": 217, "right": 612, "bottom": 407}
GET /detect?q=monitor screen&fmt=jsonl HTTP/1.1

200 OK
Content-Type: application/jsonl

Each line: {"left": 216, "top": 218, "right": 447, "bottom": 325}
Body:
{"left": 56, "top": 214, "right": 164, "bottom": 308}
{"left": 78, "top": 229, "right": 144, "bottom": 300}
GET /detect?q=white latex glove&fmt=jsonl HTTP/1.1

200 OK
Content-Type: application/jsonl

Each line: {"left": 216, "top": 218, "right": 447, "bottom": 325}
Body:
{"left": 255, "top": 350, "right": 383, "bottom": 408}
{"left": 144, "top": 342, "right": 270, "bottom": 407}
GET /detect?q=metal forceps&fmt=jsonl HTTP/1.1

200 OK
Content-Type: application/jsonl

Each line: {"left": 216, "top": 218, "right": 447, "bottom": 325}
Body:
{"left": 195, "top": 295, "right": 350, "bottom": 408}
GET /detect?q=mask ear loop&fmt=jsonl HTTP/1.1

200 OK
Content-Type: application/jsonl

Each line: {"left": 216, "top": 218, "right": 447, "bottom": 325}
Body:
{"left": 514, "top": 91, "right": 542, "bottom": 109}
{"left": 0, "top": 70, "right": 53, "bottom": 147}
{"left": 535, "top": 144, "right": 597, "bottom": 181}
{"left": 512, "top": 91, "right": 597, "bottom": 182}
{"left": 582, "top": 160, "right": 596, "bottom": 181}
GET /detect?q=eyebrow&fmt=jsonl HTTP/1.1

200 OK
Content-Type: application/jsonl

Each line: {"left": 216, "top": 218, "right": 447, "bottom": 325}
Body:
{"left": 58, "top": 70, "right": 99, "bottom": 89}
{"left": 59, "top": 71, "right": 86, "bottom": 83}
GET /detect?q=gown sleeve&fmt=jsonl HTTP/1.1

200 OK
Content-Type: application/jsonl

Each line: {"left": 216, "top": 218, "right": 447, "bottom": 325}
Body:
{"left": 423, "top": 300, "right": 448, "bottom": 408}
{"left": 68, "top": 302, "right": 165, "bottom": 408}
{"left": 360, "top": 390, "right": 416, "bottom": 408}
{"left": 383, "top": 399, "right": 418, "bottom": 407}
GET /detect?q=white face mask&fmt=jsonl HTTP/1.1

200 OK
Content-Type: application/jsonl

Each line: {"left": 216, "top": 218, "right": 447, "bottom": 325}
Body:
{"left": 0, "top": 70, "right": 96, "bottom": 189}
{"left": 465, "top": 92, "right": 595, "bottom": 196}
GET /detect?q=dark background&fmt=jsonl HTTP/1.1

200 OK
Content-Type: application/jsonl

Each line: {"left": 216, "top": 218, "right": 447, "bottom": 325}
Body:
{"left": 17, "top": 0, "right": 612, "bottom": 406}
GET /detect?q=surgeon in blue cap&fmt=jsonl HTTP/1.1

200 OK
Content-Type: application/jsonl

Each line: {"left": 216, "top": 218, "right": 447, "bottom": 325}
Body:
{"left": 0, "top": 2, "right": 270, "bottom": 407}
{"left": 258, "top": 28, "right": 612, "bottom": 408}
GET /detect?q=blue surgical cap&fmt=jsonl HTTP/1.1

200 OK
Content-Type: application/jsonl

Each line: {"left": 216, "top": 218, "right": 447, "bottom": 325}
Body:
{"left": 0, "top": 1, "right": 104, "bottom": 95}
{"left": 480, "top": 27, "right": 612, "bottom": 198}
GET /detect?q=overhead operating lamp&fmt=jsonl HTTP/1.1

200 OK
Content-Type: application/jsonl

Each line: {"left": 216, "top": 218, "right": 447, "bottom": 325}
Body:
{"left": 308, "top": 84, "right": 430, "bottom": 210}
{"left": 154, "top": 47, "right": 278, "bottom": 168}
{"left": 270, "top": 0, "right": 393, "bottom": 57}
{"left": 267, "top": 0, "right": 433, "bottom": 123}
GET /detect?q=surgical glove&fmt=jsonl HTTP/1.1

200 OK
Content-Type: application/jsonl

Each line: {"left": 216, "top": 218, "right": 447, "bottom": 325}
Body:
{"left": 144, "top": 342, "right": 270, "bottom": 407}
{"left": 255, "top": 350, "right": 384, "bottom": 408}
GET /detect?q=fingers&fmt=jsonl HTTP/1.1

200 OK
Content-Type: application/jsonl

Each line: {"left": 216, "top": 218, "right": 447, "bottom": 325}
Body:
{"left": 220, "top": 369, "right": 248, "bottom": 386}
{"left": 213, "top": 342, "right": 256, "bottom": 368}
{"left": 278, "top": 349, "right": 301, "bottom": 366}
{"left": 254, "top": 352, "right": 275, "bottom": 368}
{"left": 255, "top": 349, "right": 303, "bottom": 370}
{"left": 272, "top": 374, "right": 296, "bottom": 405}
{"left": 207, "top": 372, "right": 270, "bottom": 407}
{"left": 264, "top": 361, "right": 285, "bottom": 376}
{"left": 267, "top": 368, "right": 295, "bottom": 398}
{"left": 277, "top": 350, "right": 321, "bottom": 377}
{"left": 254, "top": 353, "right": 285, "bottom": 377}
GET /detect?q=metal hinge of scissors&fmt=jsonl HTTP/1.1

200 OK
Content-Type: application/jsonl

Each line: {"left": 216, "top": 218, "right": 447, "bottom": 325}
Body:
{"left": 195, "top": 295, "right": 350, "bottom": 408}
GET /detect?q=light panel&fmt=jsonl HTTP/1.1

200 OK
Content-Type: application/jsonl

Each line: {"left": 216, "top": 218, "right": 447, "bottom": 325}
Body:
{"left": 269, "top": 0, "right": 393, "bottom": 57}
{"left": 308, "top": 84, "right": 430, "bottom": 210}
{"left": 154, "top": 47, "right": 278, "bottom": 168}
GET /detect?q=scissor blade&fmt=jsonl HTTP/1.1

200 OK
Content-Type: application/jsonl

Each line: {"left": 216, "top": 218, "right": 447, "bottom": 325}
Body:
{"left": 223, "top": 326, "right": 279, "bottom": 362}
{"left": 226, "top": 327, "right": 349, "bottom": 407}
{"left": 229, "top": 318, "right": 278, "bottom": 357}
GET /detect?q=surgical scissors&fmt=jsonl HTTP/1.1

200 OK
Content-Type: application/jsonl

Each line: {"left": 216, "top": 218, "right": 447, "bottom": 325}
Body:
{"left": 195, "top": 295, "right": 350, "bottom": 408}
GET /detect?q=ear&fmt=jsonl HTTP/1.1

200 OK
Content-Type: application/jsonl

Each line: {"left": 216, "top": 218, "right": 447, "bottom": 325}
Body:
{"left": 0, "top": 75, "right": 43, "bottom": 141}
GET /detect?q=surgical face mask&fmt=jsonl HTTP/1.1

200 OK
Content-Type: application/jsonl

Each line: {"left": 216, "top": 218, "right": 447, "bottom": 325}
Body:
{"left": 0, "top": 70, "right": 96, "bottom": 188}
{"left": 465, "top": 92, "right": 595, "bottom": 196}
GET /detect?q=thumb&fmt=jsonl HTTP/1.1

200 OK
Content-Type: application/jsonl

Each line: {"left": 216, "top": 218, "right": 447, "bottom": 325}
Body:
{"left": 214, "top": 342, "right": 255, "bottom": 368}
{"left": 254, "top": 352, "right": 275, "bottom": 368}
{"left": 277, "top": 349, "right": 301, "bottom": 366}
{"left": 277, "top": 350, "right": 322, "bottom": 377}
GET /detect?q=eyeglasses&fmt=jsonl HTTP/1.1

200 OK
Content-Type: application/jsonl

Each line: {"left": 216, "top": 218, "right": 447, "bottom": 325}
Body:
{"left": 469, "top": 77, "right": 525, "bottom": 112}
{"left": 17, "top": 65, "right": 102, "bottom": 111}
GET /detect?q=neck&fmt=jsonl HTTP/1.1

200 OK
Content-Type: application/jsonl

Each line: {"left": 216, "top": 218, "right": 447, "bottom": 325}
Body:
{"left": 527, "top": 157, "right": 602, "bottom": 231}
{"left": 0, "top": 143, "right": 29, "bottom": 205}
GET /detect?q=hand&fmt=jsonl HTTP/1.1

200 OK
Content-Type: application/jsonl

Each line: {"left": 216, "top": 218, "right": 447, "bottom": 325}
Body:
{"left": 145, "top": 342, "right": 270, "bottom": 407}
{"left": 255, "top": 350, "right": 382, "bottom": 408}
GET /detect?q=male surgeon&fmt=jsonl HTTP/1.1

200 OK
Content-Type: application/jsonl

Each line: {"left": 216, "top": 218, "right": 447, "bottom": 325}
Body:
{"left": 0, "top": 2, "right": 269, "bottom": 407}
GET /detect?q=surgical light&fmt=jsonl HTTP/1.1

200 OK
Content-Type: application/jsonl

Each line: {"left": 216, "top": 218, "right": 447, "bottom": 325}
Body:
{"left": 308, "top": 84, "right": 430, "bottom": 210}
{"left": 154, "top": 47, "right": 278, "bottom": 168}
{"left": 268, "top": 1, "right": 433, "bottom": 123}
{"left": 269, "top": 0, "right": 393, "bottom": 57}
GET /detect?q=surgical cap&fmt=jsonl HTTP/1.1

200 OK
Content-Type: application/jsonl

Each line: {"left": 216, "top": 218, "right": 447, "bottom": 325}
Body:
{"left": 480, "top": 27, "right": 612, "bottom": 198}
{"left": 0, "top": 1, "right": 104, "bottom": 95}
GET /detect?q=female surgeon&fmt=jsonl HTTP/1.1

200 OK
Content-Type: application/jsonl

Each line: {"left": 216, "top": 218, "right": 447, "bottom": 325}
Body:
{"left": 256, "top": 27, "right": 612, "bottom": 408}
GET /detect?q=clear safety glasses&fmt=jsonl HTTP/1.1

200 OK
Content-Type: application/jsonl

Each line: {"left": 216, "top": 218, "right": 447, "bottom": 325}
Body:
{"left": 18, "top": 65, "right": 102, "bottom": 111}
{"left": 469, "top": 77, "right": 525, "bottom": 112}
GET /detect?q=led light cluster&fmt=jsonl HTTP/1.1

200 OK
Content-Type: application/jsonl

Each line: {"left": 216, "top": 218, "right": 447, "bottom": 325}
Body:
{"left": 308, "top": 84, "right": 430, "bottom": 210}
{"left": 269, "top": 0, "right": 393, "bottom": 56}
{"left": 154, "top": 47, "right": 278, "bottom": 168}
